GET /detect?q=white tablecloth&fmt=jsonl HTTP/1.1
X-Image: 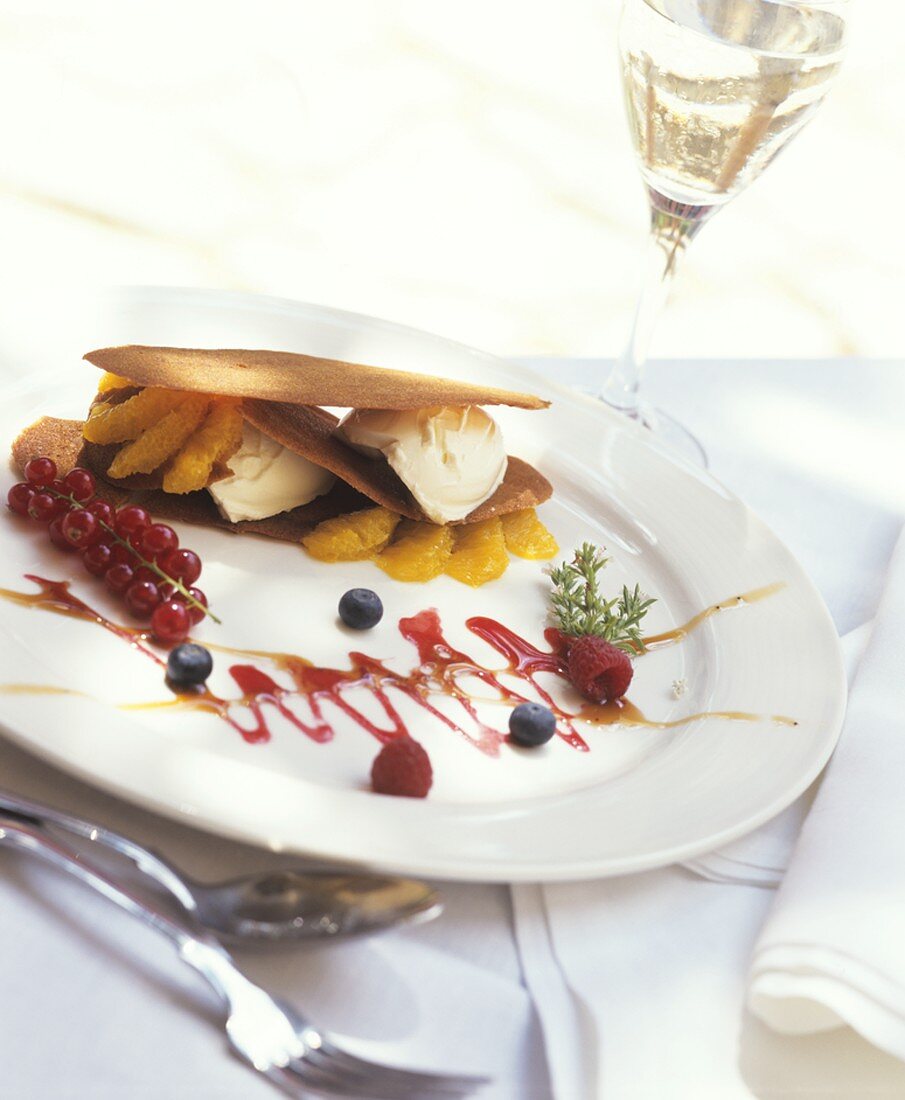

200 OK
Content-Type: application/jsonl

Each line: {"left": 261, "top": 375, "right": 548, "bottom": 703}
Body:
{"left": 1, "top": 355, "right": 903, "bottom": 1098}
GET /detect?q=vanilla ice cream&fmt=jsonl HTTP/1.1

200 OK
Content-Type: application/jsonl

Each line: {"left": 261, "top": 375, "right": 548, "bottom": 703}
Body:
{"left": 208, "top": 422, "right": 335, "bottom": 523}
{"left": 336, "top": 405, "right": 507, "bottom": 524}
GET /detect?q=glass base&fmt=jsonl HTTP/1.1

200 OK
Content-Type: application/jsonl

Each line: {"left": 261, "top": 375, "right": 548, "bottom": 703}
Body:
{"left": 606, "top": 399, "right": 708, "bottom": 468}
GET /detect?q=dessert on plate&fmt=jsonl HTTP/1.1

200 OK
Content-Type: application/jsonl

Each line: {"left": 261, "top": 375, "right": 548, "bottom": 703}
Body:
{"left": 12, "top": 345, "right": 559, "bottom": 584}
{"left": 3, "top": 344, "right": 786, "bottom": 806}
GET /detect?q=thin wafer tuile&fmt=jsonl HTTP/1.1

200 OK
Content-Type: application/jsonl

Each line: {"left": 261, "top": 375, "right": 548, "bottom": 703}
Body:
{"left": 84, "top": 345, "right": 550, "bottom": 410}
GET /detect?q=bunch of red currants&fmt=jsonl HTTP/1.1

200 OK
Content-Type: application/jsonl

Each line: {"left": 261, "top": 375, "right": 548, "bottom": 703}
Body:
{"left": 8, "top": 456, "right": 208, "bottom": 645}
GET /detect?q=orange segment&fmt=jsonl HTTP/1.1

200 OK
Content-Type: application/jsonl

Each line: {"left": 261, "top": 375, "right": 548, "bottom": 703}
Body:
{"left": 445, "top": 518, "right": 509, "bottom": 587}
{"left": 303, "top": 507, "right": 400, "bottom": 562}
{"left": 96, "top": 372, "right": 133, "bottom": 393}
{"left": 107, "top": 395, "right": 210, "bottom": 478}
{"left": 162, "top": 400, "right": 244, "bottom": 494}
{"left": 83, "top": 387, "right": 187, "bottom": 444}
{"left": 374, "top": 521, "right": 453, "bottom": 582}
{"left": 500, "top": 508, "right": 558, "bottom": 560}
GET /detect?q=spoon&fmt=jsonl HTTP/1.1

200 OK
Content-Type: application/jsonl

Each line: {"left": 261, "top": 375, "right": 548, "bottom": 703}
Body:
{"left": 0, "top": 788, "right": 442, "bottom": 942}
{"left": 187, "top": 868, "right": 442, "bottom": 942}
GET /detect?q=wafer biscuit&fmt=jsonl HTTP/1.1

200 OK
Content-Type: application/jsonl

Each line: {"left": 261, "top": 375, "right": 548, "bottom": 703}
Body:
{"left": 84, "top": 345, "right": 549, "bottom": 411}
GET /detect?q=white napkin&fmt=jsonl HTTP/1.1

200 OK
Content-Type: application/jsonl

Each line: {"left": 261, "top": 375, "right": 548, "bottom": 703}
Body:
{"left": 748, "top": 527, "right": 905, "bottom": 1058}
{"left": 516, "top": 866, "right": 905, "bottom": 1100}
{"left": 515, "top": 870, "right": 780, "bottom": 1099}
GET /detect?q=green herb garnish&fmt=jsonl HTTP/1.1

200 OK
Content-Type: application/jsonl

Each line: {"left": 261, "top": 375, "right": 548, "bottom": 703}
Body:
{"left": 548, "top": 542, "right": 655, "bottom": 653}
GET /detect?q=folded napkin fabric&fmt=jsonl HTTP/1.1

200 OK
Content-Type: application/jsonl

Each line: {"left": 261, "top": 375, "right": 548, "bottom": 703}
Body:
{"left": 515, "top": 869, "right": 778, "bottom": 1099}
{"left": 748, "top": 528, "right": 905, "bottom": 1058}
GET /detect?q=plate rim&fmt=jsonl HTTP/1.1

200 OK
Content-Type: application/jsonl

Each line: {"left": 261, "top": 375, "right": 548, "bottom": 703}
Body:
{"left": 0, "top": 285, "right": 847, "bottom": 881}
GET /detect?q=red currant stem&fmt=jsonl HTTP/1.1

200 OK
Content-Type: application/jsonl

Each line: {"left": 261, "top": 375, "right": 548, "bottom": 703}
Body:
{"left": 47, "top": 488, "right": 222, "bottom": 625}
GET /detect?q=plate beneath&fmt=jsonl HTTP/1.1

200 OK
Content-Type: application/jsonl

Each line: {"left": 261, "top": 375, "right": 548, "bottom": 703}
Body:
{"left": 0, "top": 287, "right": 846, "bottom": 881}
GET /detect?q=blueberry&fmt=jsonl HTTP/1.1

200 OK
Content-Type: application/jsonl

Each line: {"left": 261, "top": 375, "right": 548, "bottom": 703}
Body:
{"left": 508, "top": 702, "right": 556, "bottom": 747}
{"left": 166, "top": 643, "right": 213, "bottom": 686}
{"left": 338, "top": 588, "right": 383, "bottom": 630}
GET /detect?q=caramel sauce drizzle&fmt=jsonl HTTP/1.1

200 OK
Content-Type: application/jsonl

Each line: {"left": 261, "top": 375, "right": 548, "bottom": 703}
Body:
{"left": 580, "top": 698, "right": 797, "bottom": 729}
{"left": 0, "top": 683, "right": 85, "bottom": 697}
{"left": 643, "top": 583, "right": 786, "bottom": 650}
{"left": 0, "top": 576, "right": 796, "bottom": 751}
{"left": 0, "top": 576, "right": 162, "bottom": 665}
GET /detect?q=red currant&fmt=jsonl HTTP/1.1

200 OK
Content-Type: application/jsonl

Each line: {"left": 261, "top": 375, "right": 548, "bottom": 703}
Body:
{"left": 24, "top": 457, "right": 57, "bottom": 487}
{"left": 104, "top": 563, "right": 135, "bottom": 594}
{"left": 125, "top": 580, "right": 162, "bottom": 618}
{"left": 132, "top": 565, "right": 159, "bottom": 586}
{"left": 151, "top": 600, "right": 190, "bottom": 645}
{"left": 62, "top": 467, "right": 96, "bottom": 502}
{"left": 82, "top": 542, "right": 113, "bottom": 576}
{"left": 48, "top": 515, "right": 77, "bottom": 552}
{"left": 7, "top": 482, "right": 34, "bottom": 515}
{"left": 48, "top": 481, "right": 72, "bottom": 517}
{"left": 27, "top": 492, "right": 57, "bottom": 523}
{"left": 86, "top": 500, "right": 115, "bottom": 527}
{"left": 114, "top": 505, "right": 151, "bottom": 538}
{"left": 160, "top": 547, "right": 202, "bottom": 586}
{"left": 60, "top": 510, "right": 99, "bottom": 548}
{"left": 186, "top": 586, "right": 208, "bottom": 625}
{"left": 110, "top": 543, "right": 136, "bottom": 566}
{"left": 141, "top": 523, "right": 178, "bottom": 558}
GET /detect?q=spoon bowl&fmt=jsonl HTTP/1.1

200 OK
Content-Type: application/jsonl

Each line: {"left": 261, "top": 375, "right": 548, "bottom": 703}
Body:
{"left": 191, "top": 868, "right": 442, "bottom": 943}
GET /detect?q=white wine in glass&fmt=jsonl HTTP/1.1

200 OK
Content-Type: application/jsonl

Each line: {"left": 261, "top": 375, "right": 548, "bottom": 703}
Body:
{"left": 601, "top": 0, "right": 847, "bottom": 464}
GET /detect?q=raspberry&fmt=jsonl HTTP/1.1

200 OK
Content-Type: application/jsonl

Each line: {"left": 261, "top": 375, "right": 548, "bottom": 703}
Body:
{"left": 566, "top": 635, "right": 633, "bottom": 703}
{"left": 370, "top": 738, "right": 433, "bottom": 798}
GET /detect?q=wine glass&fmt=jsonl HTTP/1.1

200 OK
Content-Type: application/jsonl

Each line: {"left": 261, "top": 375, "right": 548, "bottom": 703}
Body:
{"left": 601, "top": 0, "right": 848, "bottom": 465}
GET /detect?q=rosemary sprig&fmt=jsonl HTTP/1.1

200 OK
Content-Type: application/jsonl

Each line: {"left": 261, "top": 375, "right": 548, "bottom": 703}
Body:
{"left": 47, "top": 488, "right": 221, "bottom": 625}
{"left": 547, "top": 542, "right": 655, "bottom": 653}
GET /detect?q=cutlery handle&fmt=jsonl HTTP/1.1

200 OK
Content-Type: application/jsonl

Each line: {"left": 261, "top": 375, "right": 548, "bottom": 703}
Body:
{"left": 0, "top": 788, "right": 199, "bottom": 916}
{"left": 0, "top": 815, "right": 253, "bottom": 1011}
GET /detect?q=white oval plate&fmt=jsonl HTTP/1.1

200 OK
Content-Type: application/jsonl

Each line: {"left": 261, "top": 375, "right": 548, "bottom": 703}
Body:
{"left": 0, "top": 287, "right": 845, "bottom": 881}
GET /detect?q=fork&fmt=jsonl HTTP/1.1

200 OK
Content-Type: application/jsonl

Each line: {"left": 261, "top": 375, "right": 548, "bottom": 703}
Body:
{"left": 0, "top": 813, "right": 488, "bottom": 1098}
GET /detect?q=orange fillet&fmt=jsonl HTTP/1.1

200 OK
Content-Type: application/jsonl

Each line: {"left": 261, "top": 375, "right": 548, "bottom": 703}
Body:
{"left": 500, "top": 508, "right": 559, "bottom": 560}
{"left": 96, "top": 372, "right": 133, "bottom": 393}
{"left": 83, "top": 387, "right": 187, "bottom": 445}
{"left": 302, "top": 507, "right": 400, "bottom": 562}
{"left": 162, "top": 400, "right": 244, "bottom": 494}
{"left": 374, "top": 521, "right": 454, "bottom": 582}
{"left": 445, "top": 518, "right": 509, "bottom": 587}
{"left": 107, "top": 395, "right": 210, "bottom": 478}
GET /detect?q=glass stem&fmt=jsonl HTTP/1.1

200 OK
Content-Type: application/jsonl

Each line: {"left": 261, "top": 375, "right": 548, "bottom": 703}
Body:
{"left": 601, "top": 191, "right": 715, "bottom": 415}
